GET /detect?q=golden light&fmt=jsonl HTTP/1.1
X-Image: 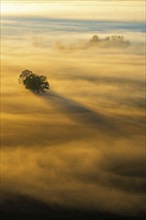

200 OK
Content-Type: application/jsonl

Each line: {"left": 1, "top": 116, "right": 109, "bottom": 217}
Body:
{"left": 1, "top": 1, "right": 145, "bottom": 22}
{"left": 1, "top": 3, "right": 30, "bottom": 15}
{"left": 1, "top": 3, "right": 21, "bottom": 14}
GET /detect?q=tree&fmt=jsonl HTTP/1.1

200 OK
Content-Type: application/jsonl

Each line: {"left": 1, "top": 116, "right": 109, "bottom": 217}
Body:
{"left": 90, "top": 35, "right": 99, "bottom": 43}
{"left": 19, "top": 70, "right": 49, "bottom": 93}
{"left": 88, "top": 35, "right": 130, "bottom": 47}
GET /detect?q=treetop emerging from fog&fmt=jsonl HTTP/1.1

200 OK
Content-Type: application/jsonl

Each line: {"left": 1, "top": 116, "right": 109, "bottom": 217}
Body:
{"left": 89, "top": 35, "right": 130, "bottom": 47}
{"left": 19, "top": 70, "right": 49, "bottom": 93}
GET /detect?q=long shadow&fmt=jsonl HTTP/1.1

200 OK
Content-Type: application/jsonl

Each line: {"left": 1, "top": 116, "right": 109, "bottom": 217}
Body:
{"left": 36, "top": 91, "right": 121, "bottom": 136}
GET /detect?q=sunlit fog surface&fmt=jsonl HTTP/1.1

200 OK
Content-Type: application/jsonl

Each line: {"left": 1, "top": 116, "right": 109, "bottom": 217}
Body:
{"left": 1, "top": 1, "right": 146, "bottom": 217}
{"left": 1, "top": 1, "right": 145, "bottom": 21}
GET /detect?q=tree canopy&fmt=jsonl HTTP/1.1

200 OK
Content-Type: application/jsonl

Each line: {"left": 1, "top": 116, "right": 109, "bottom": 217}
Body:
{"left": 89, "top": 35, "right": 130, "bottom": 47}
{"left": 19, "top": 70, "right": 49, "bottom": 93}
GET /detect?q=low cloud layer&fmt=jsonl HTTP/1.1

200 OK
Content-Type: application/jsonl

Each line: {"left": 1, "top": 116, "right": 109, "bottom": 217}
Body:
{"left": 1, "top": 28, "right": 145, "bottom": 218}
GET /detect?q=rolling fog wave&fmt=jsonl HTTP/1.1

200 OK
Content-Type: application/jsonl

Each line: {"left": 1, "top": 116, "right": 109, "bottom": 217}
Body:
{"left": 1, "top": 14, "right": 145, "bottom": 218}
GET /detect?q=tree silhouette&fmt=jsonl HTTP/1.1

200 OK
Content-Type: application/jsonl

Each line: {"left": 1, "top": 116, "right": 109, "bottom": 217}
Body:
{"left": 89, "top": 35, "right": 130, "bottom": 47}
{"left": 19, "top": 70, "right": 49, "bottom": 93}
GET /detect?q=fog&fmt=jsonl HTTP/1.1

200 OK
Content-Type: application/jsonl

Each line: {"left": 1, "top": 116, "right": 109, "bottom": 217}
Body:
{"left": 1, "top": 13, "right": 146, "bottom": 218}
{"left": 1, "top": 1, "right": 145, "bottom": 22}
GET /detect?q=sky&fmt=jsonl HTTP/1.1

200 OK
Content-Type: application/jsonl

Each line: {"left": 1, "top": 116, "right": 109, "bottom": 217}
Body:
{"left": 1, "top": 1, "right": 145, "bottom": 22}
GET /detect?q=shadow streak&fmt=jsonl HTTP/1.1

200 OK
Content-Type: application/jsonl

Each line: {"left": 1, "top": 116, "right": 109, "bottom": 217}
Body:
{"left": 36, "top": 91, "right": 123, "bottom": 136}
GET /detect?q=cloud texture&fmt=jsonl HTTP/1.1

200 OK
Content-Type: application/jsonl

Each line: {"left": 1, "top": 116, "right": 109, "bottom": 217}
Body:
{"left": 1, "top": 15, "right": 145, "bottom": 218}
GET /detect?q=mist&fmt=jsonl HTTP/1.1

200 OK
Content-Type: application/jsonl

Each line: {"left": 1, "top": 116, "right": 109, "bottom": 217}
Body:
{"left": 1, "top": 9, "right": 145, "bottom": 219}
